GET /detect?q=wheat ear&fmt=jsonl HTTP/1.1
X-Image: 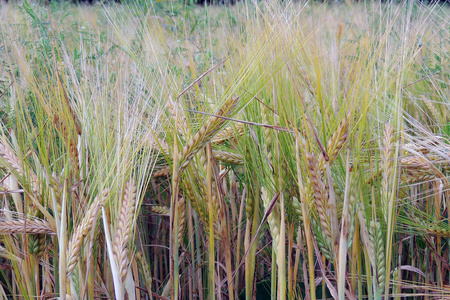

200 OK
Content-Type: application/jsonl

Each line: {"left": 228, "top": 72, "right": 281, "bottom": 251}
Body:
{"left": 183, "top": 175, "right": 209, "bottom": 227}
{"left": 291, "top": 196, "right": 303, "bottom": 223}
{"left": 400, "top": 155, "right": 439, "bottom": 184}
{"left": 212, "top": 123, "right": 244, "bottom": 145}
{"left": 368, "top": 220, "right": 386, "bottom": 293}
{"left": 68, "top": 139, "right": 80, "bottom": 180}
{"left": 145, "top": 130, "right": 170, "bottom": 156}
{"left": 261, "top": 186, "right": 280, "bottom": 259}
{"left": 113, "top": 181, "right": 137, "bottom": 282}
{"left": 176, "top": 197, "right": 186, "bottom": 245}
{"left": 212, "top": 150, "right": 244, "bottom": 165}
{"left": 151, "top": 206, "right": 170, "bottom": 215}
{"left": 381, "top": 123, "right": 395, "bottom": 220}
{"left": 306, "top": 153, "right": 332, "bottom": 242}
{"left": 318, "top": 116, "right": 348, "bottom": 171}
{"left": 311, "top": 218, "right": 333, "bottom": 260}
{"left": 422, "top": 95, "right": 441, "bottom": 122}
{"left": 167, "top": 100, "right": 189, "bottom": 138}
{"left": 178, "top": 97, "right": 238, "bottom": 172}
{"left": 0, "top": 139, "right": 24, "bottom": 176}
{"left": 426, "top": 226, "right": 450, "bottom": 238}
{"left": 135, "top": 252, "right": 153, "bottom": 300}
{"left": 28, "top": 234, "right": 47, "bottom": 257}
{"left": 66, "top": 189, "right": 109, "bottom": 275}
{"left": 0, "top": 138, "right": 41, "bottom": 193}
{"left": 262, "top": 111, "right": 273, "bottom": 166}
{"left": 0, "top": 219, "right": 55, "bottom": 235}
{"left": 152, "top": 166, "right": 171, "bottom": 178}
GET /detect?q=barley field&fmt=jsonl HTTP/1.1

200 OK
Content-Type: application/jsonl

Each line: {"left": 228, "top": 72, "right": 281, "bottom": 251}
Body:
{"left": 0, "top": 0, "right": 449, "bottom": 299}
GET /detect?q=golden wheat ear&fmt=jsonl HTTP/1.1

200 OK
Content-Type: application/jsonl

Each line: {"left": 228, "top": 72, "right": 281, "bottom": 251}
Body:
{"left": 0, "top": 219, "right": 55, "bottom": 235}
{"left": 66, "top": 189, "right": 109, "bottom": 275}
{"left": 112, "top": 181, "right": 137, "bottom": 282}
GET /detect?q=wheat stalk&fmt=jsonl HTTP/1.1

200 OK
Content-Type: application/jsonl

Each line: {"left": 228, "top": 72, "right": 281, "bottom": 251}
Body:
{"left": 113, "top": 180, "right": 137, "bottom": 282}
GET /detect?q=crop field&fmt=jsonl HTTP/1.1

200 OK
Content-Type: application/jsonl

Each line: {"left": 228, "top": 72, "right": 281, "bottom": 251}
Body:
{"left": 0, "top": 0, "right": 449, "bottom": 299}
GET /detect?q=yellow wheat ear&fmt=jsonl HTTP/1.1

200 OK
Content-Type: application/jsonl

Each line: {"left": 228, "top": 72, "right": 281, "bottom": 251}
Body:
{"left": 112, "top": 181, "right": 137, "bottom": 282}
